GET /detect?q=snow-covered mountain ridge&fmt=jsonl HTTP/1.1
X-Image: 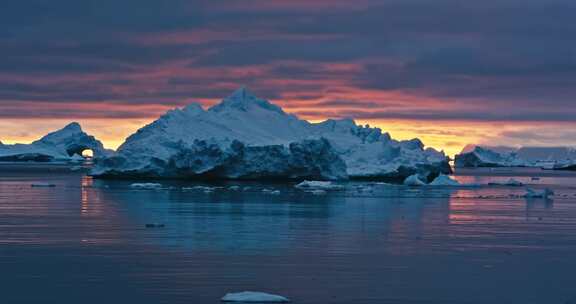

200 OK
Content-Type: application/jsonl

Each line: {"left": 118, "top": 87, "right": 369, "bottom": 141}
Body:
{"left": 92, "top": 87, "right": 451, "bottom": 181}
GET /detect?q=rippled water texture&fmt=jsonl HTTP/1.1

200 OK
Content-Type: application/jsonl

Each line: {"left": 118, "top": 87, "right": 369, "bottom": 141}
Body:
{"left": 1, "top": 164, "right": 576, "bottom": 303}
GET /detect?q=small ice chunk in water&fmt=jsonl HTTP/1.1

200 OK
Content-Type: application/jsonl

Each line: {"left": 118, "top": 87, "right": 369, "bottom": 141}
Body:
{"left": 228, "top": 186, "right": 241, "bottom": 191}
{"left": 262, "top": 189, "right": 281, "bottom": 195}
{"left": 429, "top": 174, "right": 460, "bottom": 186}
{"left": 145, "top": 223, "right": 165, "bottom": 228}
{"left": 524, "top": 188, "right": 555, "bottom": 198}
{"left": 221, "top": 291, "right": 290, "bottom": 303}
{"left": 310, "top": 189, "right": 327, "bottom": 195}
{"left": 403, "top": 174, "right": 426, "bottom": 186}
{"left": 488, "top": 178, "right": 523, "bottom": 186}
{"left": 130, "top": 183, "right": 162, "bottom": 189}
{"left": 295, "top": 180, "right": 344, "bottom": 190}
{"left": 182, "top": 186, "right": 217, "bottom": 192}
{"left": 31, "top": 183, "right": 56, "bottom": 187}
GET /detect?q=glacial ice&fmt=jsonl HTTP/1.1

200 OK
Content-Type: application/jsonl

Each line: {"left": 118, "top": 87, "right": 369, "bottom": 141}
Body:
{"left": 221, "top": 291, "right": 290, "bottom": 303}
{"left": 91, "top": 87, "right": 450, "bottom": 181}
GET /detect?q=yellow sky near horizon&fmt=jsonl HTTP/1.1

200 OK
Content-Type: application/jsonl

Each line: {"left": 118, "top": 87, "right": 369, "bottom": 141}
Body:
{"left": 0, "top": 116, "right": 548, "bottom": 157}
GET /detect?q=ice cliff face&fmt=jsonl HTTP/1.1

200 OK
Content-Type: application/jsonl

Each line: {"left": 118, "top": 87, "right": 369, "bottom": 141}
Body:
{"left": 91, "top": 87, "right": 450, "bottom": 181}
{"left": 95, "top": 138, "right": 347, "bottom": 180}
{"left": 0, "top": 122, "right": 110, "bottom": 162}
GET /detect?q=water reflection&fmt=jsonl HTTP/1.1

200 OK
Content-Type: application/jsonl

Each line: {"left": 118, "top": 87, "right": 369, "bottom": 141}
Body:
{"left": 85, "top": 180, "right": 576, "bottom": 256}
{"left": 3, "top": 165, "right": 576, "bottom": 304}
{"left": 81, "top": 176, "right": 91, "bottom": 214}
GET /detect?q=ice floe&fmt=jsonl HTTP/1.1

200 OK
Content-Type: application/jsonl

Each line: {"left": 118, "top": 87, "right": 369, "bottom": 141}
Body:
{"left": 30, "top": 183, "right": 56, "bottom": 188}
{"left": 524, "top": 188, "right": 555, "bottom": 199}
{"left": 221, "top": 291, "right": 290, "bottom": 303}
{"left": 130, "top": 183, "right": 162, "bottom": 189}
{"left": 488, "top": 178, "right": 524, "bottom": 187}
{"left": 295, "top": 180, "right": 344, "bottom": 190}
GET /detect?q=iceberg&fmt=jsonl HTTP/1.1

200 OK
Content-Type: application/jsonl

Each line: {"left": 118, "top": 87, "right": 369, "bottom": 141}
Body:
{"left": 92, "top": 87, "right": 450, "bottom": 182}
{"left": 0, "top": 122, "right": 111, "bottom": 162}
{"left": 221, "top": 291, "right": 290, "bottom": 303}
{"left": 429, "top": 174, "right": 461, "bottom": 186}
{"left": 455, "top": 145, "right": 576, "bottom": 170}
{"left": 403, "top": 174, "right": 426, "bottom": 186}
{"left": 455, "top": 146, "right": 527, "bottom": 168}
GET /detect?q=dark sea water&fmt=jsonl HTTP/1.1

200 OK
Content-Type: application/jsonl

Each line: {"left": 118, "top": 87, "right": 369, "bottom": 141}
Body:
{"left": 1, "top": 164, "right": 576, "bottom": 304}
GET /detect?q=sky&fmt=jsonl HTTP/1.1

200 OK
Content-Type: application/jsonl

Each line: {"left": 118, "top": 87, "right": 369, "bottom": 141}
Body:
{"left": 1, "top": 0, "right": 576, "bottom": 156}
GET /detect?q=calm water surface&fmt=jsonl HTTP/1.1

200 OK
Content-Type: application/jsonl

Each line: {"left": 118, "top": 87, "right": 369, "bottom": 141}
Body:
{"left": 1, "top": 164, "right": 576, "bottom": 304}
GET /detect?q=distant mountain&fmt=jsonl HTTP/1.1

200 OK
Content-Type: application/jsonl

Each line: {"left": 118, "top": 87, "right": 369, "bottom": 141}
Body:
{"left": 92, "top": 87, "right": 450, "bottom": 181}
{"left": 0, "top": 122, "right": 110, "bottom": 162}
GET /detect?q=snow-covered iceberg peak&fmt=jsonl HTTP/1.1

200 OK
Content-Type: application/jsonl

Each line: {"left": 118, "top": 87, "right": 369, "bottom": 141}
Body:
{"left": 0, "top": 122, "right": 111, "bottom": 162}
{"left": 92, "top": 87, "right": 450, "bottom": 181}
{"left": 210, "top": 86, "right": 285, "bottom": 114}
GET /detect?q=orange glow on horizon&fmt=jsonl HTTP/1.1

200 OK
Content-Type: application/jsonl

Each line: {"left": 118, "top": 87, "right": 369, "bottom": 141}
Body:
{"left": 0, "top": 115, "right": 542, "bottom": 157}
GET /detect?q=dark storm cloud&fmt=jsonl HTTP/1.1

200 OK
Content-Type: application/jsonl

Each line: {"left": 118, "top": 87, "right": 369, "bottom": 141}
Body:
{"left": 0, "top": 0, "right": 206, "bottom": 39}
{"left": 1, "top": 0, "right": 576, "bottom": 122}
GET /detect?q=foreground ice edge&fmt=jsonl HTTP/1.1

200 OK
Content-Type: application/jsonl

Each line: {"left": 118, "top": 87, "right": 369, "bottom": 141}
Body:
{"left": 221, "top": 291, "right": 290, "bottom": 303}
{"left": 91, "top": 87, "right": 451, "bottom": 181}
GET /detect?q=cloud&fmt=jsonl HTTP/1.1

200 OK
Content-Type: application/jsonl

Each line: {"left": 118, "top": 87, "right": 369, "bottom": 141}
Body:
{"left": 0, "top": 0, "right": 576, "bottom": 152}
